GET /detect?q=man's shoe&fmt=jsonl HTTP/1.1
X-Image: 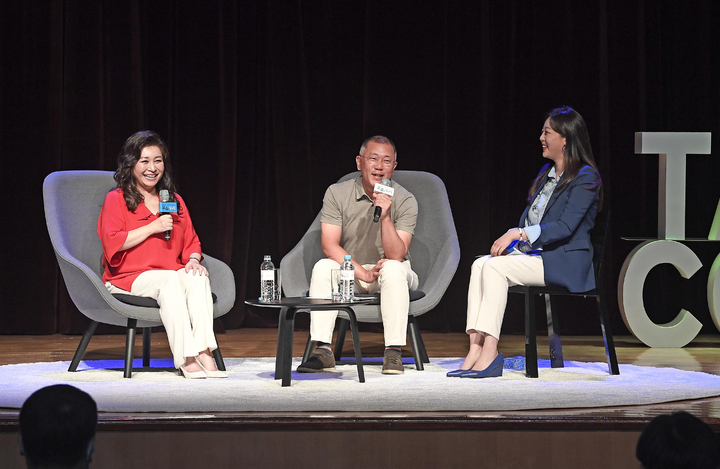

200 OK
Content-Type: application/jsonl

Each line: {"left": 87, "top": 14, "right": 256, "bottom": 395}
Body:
{"left": 297, "top": 349, "right": 336, "bottom": 373}
{"left": 382, "top": 349, "right": 404, "bottom": 375}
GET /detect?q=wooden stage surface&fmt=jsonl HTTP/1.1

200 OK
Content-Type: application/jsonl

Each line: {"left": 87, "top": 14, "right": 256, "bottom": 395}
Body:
{"left": 1, "top": 329, "right": 719, "bottom": 468}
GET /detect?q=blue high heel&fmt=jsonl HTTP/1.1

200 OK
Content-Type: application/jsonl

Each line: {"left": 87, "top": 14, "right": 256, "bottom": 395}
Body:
{"left": 446, "top": 369, "right": 470, "bottom": 377}
{"left": 461, "top": 352, "right": 504, "bottom": 378}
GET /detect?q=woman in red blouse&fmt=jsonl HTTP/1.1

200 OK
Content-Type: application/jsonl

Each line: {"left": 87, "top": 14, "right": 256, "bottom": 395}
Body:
{"left": 97, "top": 131, "right": 226, "bottom": 379}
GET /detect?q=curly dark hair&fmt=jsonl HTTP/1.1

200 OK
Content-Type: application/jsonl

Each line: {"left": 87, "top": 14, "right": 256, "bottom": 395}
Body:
{"left": 114, "top": 130, "right": 178, "bottom": 211}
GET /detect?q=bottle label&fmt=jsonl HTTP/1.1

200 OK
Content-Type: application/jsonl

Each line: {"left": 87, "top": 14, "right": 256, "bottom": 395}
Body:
{"left": 261, "top": 270, "right": 275, "bottom": 281}
{"left": 340, "top": 270, "right": 354, "bottom": 281}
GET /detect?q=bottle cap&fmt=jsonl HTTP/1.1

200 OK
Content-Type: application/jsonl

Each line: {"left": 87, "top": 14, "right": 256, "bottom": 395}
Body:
{"left": 344, "top": 254, "right": 351, "bottom": 260}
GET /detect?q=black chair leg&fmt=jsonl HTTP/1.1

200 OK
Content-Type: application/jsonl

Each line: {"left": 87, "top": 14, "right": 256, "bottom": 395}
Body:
{"left": 302, "top": 335, "right": 314, "bottom": 363}
{"left": 334, "top": 318, "right": 349, "bottom": 362}
{"left": 524, "top": 291, "right": 538, "bottom": 378}
{"left": 545, "top": 295, "right": 564, "bottom": 368}
{"left": 418, "top": 334, "right": 430, "bottom": 364}
{"left": 597, "top": 295, "right": 620, "bottom": 375}
{"left": 69, "top": 321, "right": 98, "bottom": 372}
{"left": 407, "top": 317, "right": 424, "bottom": 371}
{"left": 409, "top": 315, "right": 430, "bottom": 363}
{"left": 212, "top": 333, "right": 226, "bottom": 371}
{"left": 142, "top": 327, "right": 151, "bottom": 368}
{"left": 124, "top": 319, "right": 138, "bottom": 378}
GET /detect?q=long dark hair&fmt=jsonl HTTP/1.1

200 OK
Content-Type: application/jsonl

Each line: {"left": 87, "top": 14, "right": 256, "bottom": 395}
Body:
{"left": 114, "top": 130, "right": 178, "bottom": 211}
{"left": 528, "top": 106, "right": 603, "bottom": 209}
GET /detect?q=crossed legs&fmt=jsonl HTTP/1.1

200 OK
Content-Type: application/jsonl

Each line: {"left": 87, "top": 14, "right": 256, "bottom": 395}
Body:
{"left": 462, "top": 254, "right": 544, "bottom": 371}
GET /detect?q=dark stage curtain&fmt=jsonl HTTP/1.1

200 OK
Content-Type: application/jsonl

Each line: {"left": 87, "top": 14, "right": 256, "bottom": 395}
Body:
{"left": 1, "top": 1, "right": 719, "bottom": 338}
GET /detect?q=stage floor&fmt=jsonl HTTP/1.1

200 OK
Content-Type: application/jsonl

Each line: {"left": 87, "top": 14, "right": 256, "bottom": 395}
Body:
{"left": 1, "top": 329, "right": 719, "bottom": 468}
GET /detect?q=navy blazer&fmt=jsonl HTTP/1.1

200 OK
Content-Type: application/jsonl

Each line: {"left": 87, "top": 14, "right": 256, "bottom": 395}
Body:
{"left": 520, "top": 164, "right": 600, "bottom": 293}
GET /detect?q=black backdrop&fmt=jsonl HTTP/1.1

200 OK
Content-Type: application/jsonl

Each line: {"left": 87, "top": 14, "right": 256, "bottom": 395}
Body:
{"left": 2, "top": 1, "right": 720, "bottom": 339}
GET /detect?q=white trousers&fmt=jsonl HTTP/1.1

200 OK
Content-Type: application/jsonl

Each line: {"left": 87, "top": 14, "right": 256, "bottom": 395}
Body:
{"left": 309, "top": 258, "right": 419, "bottom": 346}
{"left": 466, "top": 254, "right": 545, "bottom": 340}
{"left": 106, "top": 269, "right": 217, "bottom": 369}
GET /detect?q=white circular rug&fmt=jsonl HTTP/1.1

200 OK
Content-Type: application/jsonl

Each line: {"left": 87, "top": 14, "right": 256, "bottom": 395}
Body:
{"left": 1, "top": 357, "right": 719, "bottom": 413}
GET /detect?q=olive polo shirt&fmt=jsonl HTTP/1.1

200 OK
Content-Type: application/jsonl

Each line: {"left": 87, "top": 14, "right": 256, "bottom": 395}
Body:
{"left": 319, "top": 177, "right": 418, "bottom": 265}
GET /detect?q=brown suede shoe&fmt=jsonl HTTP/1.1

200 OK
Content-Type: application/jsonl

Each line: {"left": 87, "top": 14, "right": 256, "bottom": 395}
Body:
{"left": 297, "top": 349, "right": 336, "bottom": 373}
{"left": 382, "top": 349, "right": 404, "bottom": 375}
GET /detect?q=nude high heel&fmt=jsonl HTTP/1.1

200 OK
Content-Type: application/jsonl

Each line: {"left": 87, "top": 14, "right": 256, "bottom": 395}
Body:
{"left": 178, "top": 365, "right": 206, "bottom": 379}
{"left": 196, "top": 359, "right": 228, "bottom": 378}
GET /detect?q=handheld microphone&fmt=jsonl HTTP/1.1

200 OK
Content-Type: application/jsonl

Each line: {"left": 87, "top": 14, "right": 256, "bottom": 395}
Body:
{"left": 372, "top": 178, "right": 394, "bottom": 223}
{"left": 158, "top": 190, "right": 177, "bottom": 241}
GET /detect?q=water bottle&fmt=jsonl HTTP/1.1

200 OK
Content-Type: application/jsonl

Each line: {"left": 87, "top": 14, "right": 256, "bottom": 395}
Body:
{"left": 260, "top": 255, "right": 275, "bottom": 302}
{"left": 340, "top": 254, "right": 354, "bottom": 302}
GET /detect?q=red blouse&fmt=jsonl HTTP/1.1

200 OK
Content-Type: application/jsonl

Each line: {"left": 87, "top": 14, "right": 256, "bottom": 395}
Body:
{"left": 97, "top": 189, "right": 202, "bottom": 291}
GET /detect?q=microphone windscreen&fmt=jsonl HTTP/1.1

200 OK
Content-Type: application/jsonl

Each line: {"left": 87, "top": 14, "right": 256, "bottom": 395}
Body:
{"left": 159, "top": 189, "right": 170, "bottom": 202}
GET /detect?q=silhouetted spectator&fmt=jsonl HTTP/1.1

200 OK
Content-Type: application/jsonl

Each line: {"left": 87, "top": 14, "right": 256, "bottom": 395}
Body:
{"left": 637, "top": 411, "right": 719, "bottom": 469}
{"left": 19, "top": 385, "right": 97, "bottom": 469}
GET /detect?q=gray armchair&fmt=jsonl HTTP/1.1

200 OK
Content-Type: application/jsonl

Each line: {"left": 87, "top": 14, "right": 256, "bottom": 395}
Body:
{"left": 280, "top": 170, "right": 460, "bottom": 370}
{"left": 42, "top": 170, "right": 235, "bottom": 377}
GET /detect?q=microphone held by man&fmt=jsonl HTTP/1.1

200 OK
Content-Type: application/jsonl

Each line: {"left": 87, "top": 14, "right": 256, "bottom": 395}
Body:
{"left": 158, "top": 189, "right": 177, "bottom": 240}
{"left": 373, "top": 178, "right": 394, "bottom": 222}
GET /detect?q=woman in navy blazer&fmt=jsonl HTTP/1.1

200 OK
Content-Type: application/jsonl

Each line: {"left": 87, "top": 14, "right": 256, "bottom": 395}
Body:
{"left": 450, "top": 106, "right": 603, "bottom": 378}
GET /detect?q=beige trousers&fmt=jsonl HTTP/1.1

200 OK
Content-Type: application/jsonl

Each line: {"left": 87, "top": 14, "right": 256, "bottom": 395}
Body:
{"left": 466, "top": 254, "right": 545, "bottom": 340}
{"left": 106, "top": 269, "right": 217, "bottom": 369}
{"left": 309, "top": 258, "right": 419, "bottom": 346}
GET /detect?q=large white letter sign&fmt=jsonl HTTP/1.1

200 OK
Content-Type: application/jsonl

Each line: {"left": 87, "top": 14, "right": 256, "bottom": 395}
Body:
{"left": 619, "top": 132, "right": 712, "bottom": 347}
{"left": 619, "top": 240, "right": 702, "bottom": 347}
{"left": 634, "top": 132, "right": 711, "bottom": 239}
{"left": 708, "top": 255, "right": 720, "bottom": 331}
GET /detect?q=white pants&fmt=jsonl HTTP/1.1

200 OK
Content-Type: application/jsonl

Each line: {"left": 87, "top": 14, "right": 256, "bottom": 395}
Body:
{"left": 309, "top": 258, "right": 419, "bottom": 346}
{"left": 106, "top": 269, "right": 217, "bottom": 369}
{"left": 466, "top": 254, "right": 545, "bottom": 339}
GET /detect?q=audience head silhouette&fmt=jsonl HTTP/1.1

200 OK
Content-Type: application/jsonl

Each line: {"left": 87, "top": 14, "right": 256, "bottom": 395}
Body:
{"left": 19, "top": 385, "right": 98, "bottom": 469}
{"left": 637, "top": 411, "right": 719, "bottom": 469}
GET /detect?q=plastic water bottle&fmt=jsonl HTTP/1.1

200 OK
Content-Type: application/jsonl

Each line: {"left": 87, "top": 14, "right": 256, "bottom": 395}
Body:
{"left": 260, "top": 255, "right": 275, "bottom": 302}
{"left": 340, "top": 254, "right": 354, "bottom": 302}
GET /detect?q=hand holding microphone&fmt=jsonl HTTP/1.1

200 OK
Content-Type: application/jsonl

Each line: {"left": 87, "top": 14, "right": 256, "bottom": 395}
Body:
{"left": 373, "top": 178, "right": 394, "bottom": 222}
{"left": 154, "top": 214, "right": 174, "bottom": 236}
{"left": 158, "top": 190, "right": 177, "bottom": 240}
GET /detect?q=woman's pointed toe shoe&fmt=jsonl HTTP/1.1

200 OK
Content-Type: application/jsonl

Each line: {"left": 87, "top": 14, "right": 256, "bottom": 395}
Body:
{"left": 197, "top": 360, "right": 228, "bottom": 378}
{"left": 461, "top": 352, "right": 504, "bottom": 378}
{"left": 178, "top": 365, "right": 207, "bottom": 379}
